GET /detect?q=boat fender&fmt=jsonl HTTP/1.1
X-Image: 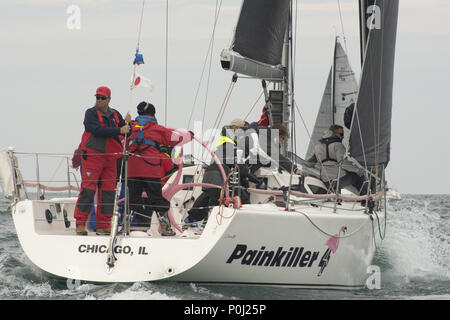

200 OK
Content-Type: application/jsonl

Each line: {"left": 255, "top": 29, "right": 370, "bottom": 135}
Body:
{"left": 233, "top": 196, "right": 242, "bottom": 209}
{"left": 222, "top": 197, "right": 232, "bottom": 207}
{"left": 222, "top": 196, "right": 242, "bottom": 208}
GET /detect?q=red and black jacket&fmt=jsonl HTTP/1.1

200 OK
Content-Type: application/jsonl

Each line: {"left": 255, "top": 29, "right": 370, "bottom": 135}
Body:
{"left": 80, "top": 107, "right": 126, "bottom": 158}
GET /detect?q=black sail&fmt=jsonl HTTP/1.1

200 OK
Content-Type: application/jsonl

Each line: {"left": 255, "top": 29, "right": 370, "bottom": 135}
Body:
{"left": 349, "top": 0, "right": 399, "bottom": 168}
{"left": 232, "top": 0, "right": 290, "bottom": 66}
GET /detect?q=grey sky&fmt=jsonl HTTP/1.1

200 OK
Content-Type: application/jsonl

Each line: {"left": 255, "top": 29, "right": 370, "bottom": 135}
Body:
{"left": 1, "top": 0, "right": 449, "bottom": 194}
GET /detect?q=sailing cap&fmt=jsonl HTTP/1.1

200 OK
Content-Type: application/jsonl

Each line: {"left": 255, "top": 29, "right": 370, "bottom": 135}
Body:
{"left": 230, "top": 118, "right": 245, "bottom": 128}
{"left": 137, "top": 101, "right": 156, "bottom": 115}
{"left": 95, "top": 86, "right": 111, "bottom": 97}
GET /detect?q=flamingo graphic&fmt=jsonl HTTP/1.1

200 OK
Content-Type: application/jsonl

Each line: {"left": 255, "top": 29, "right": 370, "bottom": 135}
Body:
{"left": 318, "top": 226, "right": 347, "bottom": 276}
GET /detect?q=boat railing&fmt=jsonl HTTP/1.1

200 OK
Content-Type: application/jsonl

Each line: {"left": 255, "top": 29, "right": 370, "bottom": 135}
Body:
{"left": 1, "top": 150, "right": 81, "bottom": 202}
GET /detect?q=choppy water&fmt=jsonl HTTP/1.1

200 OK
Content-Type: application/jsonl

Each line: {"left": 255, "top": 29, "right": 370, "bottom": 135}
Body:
{"left": 0, "top": 194, "right": 449, "bottom": 300}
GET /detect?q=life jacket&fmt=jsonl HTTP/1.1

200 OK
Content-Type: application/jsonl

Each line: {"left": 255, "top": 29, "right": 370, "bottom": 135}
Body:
{"left": 128, "top": 116, "right": 160, "bottom": 166}
{"left": 129, "top": 116, "right": 158, "bottom": 152}
{"left": 216, "top": 136, "right": 236, "bottom": 148}
{"left": 81, "top": 109, "right": 123, "bottom": 157}
{"left": 319, "top": 136, "right": 342, "bottom": 163}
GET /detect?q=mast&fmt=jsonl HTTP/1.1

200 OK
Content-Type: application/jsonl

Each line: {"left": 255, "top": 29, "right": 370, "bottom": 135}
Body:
{"left": 331, "top": 37, "right": 337, "bottom": 125}
{"left": 281, "top": 13, "right": 291, "bottom": 156}
{"left": 219, "top": 0, "right": 291, "bottom": 153}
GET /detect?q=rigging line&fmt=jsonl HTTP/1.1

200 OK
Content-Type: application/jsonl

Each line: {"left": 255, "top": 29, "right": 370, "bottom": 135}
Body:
{"left": 180, "top": 79, "right": 236, "bottom": 206}
{"left": 164, "top": 0, "right": 169, "bottom": 126}
{"left": 47, "top": 157, "right": 65, "bottom": 185}
{"left": 286, "top": 0, "right": 297, "bottom": 210}
{"left": 293, "top": 99, "right": 337, "bottom": 191}
{"left": 201, "top": 0, "right": 222, "bottom": 127}
{"left": 294, "top": 99, "right": 312, "bottom": 141}
{"left": 336, "top": 0, "right": 348, "bottom": 52}
{"left": 243, "top": 91, "right": 263, "bottom": 121}
{"left": 136, "top": 0, "right": 146, "bottom": 51}
{"left": 186, "top": 0, "right": 223, "bottom": 130}
{"left": 294, "top": 208, "right": 372, "bottom": 238}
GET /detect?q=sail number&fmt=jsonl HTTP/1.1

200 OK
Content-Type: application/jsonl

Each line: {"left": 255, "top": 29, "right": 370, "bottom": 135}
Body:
{"left": 78, "top": 244, "right": 149, "bottom": 256}
{"left": 367, "top": 5, "right": 381, "bottom": 30}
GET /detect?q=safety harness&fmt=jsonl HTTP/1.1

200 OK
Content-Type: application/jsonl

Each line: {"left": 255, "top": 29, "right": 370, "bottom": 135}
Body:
{"left": 129, "top": 115, "right": 159, "bottom": 166}
{"left": 130, "top": 115, "right": 158, "bottom": 151}
{"left": 319, "top": 136, "right": 342, "bottom": 163}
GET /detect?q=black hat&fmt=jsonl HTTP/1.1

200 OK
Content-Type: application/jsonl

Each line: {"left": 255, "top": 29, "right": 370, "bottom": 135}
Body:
{"left": 137, "top": 101, "right": 155, "bottom": 115}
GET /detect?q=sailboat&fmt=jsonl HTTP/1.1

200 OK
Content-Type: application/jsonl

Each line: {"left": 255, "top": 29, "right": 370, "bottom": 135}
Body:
{"left": 305, "top": 37, "right": 358, "bottom": 161}
{"left": 1, "top": 0, "right": 398, "bottom": 289}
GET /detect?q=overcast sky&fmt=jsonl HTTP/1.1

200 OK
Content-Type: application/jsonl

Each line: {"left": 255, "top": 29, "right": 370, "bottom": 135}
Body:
{"left": 1, "top": 0, "right": 449, "bottom": 194}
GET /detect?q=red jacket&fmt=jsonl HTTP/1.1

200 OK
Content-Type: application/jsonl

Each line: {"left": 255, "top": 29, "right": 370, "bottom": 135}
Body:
{"left": 80, "top": 107, "right": 125, "bottom": 159}
{"left": 126, "top": 118, "right": 191, "bottom": 178}
{"left": 257, "top": 107, "right": 269, "bottom": 126}
{"left": 160, "top": 152, "right": 175, "bottom": 187}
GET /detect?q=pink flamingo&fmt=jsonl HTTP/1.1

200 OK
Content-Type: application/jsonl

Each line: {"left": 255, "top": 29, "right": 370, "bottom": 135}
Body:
{"left": 156, "top": 134, "right": 229, "bottom": 234}
{"left": 317, "top": 226, "right": 347, "bottom": 276}
{"left": 325, "top": 226, "right": 347, "bottom": 253}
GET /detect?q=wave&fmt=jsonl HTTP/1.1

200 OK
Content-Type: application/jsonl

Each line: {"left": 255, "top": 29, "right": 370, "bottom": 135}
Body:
{"left": 373, "top": 195, "right": 450, "bottom": 296}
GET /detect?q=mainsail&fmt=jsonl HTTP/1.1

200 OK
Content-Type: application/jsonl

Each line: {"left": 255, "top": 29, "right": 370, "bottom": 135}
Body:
{"left": 349, "top": 0, "right": 399, "bottom": 168}
{"left": 305, "top": 39, "right": 357, "bottom": 160}
{"left": 220, "top": 0, "right": 290, "bottom": 80}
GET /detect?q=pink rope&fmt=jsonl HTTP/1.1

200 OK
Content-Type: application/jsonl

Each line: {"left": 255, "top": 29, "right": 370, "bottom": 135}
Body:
{"left": 248, "top": 188, "right": 384, "bottom": 203}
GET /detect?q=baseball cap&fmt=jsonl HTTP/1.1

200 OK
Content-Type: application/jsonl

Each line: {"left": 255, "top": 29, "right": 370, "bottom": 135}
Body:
{"left": 230, "top": 118, "right": 245, "bottom": 128}
{"left": 95, "top": 86, "right": 111, "bottom": 97}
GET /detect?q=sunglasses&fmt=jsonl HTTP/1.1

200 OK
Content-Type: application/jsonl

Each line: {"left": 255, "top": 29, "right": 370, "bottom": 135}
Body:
{"left": 96, "top": 95, "right": 108, "bottom": 100}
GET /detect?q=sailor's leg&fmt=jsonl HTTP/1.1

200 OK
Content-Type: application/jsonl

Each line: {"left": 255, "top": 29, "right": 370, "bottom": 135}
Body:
{"left": 74, "top": 156, "right": 102, "bottom": 228}
{"left": 96, "top": 157, "right": 117, "bottom": 229}
{"left": 128, "top": 177, "right": 152, "bottom": 228}
{"left": 186, "top": 191, "right": 210, "bottom": 222}
{"left": 144, "top": 177, "right": 174, "bottom": 236}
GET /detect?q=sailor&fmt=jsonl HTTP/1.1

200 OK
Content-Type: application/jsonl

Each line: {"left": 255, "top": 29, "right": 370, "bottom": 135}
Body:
{"left": 246, "top": 123, "right": 299, "bottom": 175}
{"left": 74, "top": 86, "right": 131, "bottom": 236}
{"left": 159, "top": 145, "right": 178, "bottom": 187}
{"left": 184, "top": 118, "right": 251, "bottom": 227}
{"left": 126, "top": 101, "right": 193, "bottom": 236}
{"left": 307, "top": 124, "right": 366, "bottom": 194}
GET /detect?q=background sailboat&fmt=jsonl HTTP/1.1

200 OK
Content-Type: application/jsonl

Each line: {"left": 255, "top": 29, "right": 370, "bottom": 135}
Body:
{"left": 305, "top": 37, "right": 358, "bottom": 161}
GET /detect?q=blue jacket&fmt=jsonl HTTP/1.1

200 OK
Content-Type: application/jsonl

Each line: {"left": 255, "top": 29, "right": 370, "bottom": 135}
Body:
{"left": 83, "top": 106, "right": 126, "bottom": 137}
{"left": 82, "top": 106, "right": 126, "bottom": 154}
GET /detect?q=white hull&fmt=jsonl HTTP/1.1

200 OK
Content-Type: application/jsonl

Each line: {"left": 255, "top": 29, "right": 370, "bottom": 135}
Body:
{"left": 12, "top": 190, "right": 383, "bottom": 289}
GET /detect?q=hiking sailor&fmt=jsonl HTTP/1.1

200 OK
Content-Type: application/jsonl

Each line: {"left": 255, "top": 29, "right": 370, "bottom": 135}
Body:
{"left": 306, "top": 124, "right": 367, "bottom": 194}
{"left": 126, "top": 101, "right": 193, "bottom": 236}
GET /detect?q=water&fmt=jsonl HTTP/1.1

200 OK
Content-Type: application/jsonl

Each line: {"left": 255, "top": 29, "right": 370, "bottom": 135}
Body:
{"left": 0, "top": 194, "right": 448, "bottom": 300}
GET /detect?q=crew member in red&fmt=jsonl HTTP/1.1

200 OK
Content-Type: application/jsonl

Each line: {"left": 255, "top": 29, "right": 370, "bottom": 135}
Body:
{"left": 74, "top": 86, "right": 131, "bottom": 236}
{"left": 257, "top": 106, "right": 269, "bottom": 126}
{"left": 127, "top": 101, "right": 192, "bottom": 236}
{"left": 159, "top": 146, "right": 177, "bottom": 187}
